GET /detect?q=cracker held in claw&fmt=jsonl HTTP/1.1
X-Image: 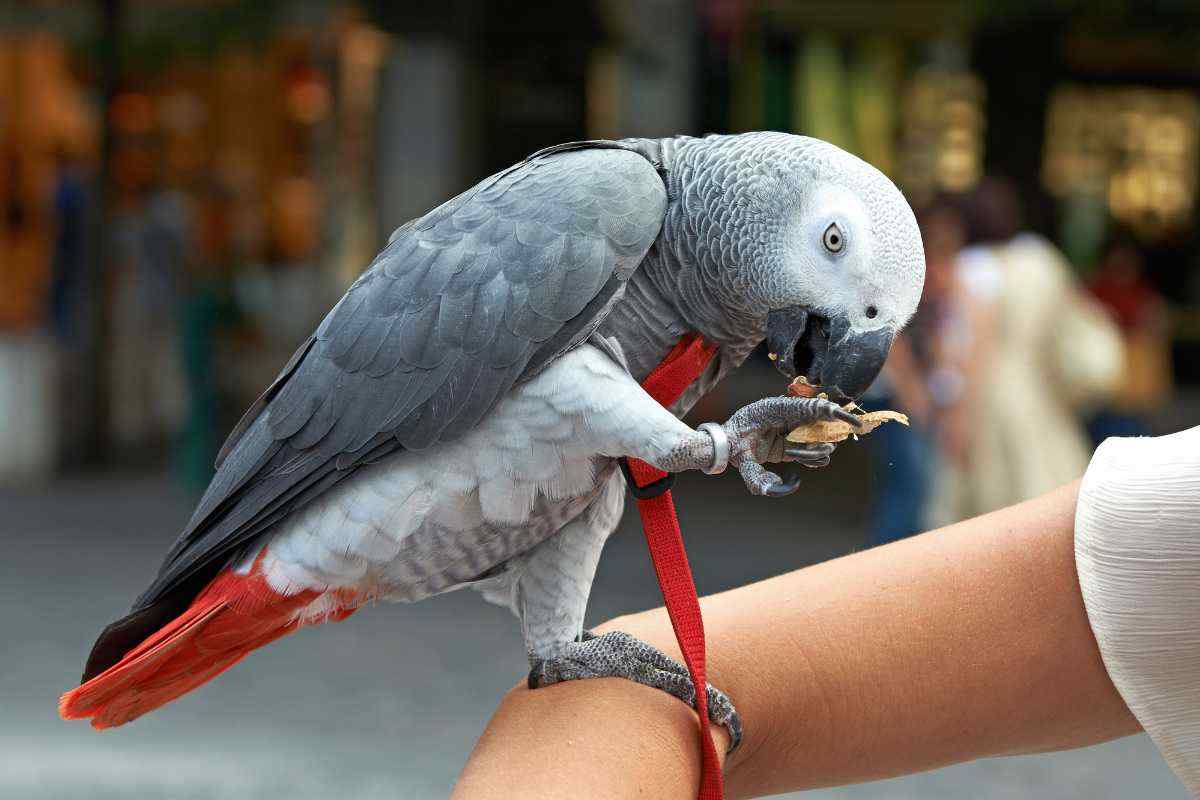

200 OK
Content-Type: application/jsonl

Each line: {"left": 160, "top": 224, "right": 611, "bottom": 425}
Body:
{"left": 785, "top": 376, "right": 908, "bottom": 443}
{"left": 786, "top": 409, "right": 909, "bottom": 444}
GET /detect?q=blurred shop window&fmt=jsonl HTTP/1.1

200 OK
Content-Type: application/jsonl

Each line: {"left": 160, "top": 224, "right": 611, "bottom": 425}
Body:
{"left": 899, "top": 65, "right": 986, "bottom": 207}
{"left": 1043, "top": 85, "right": 1199, "bottom": 239}
{"left": 0, "top": 33, "right": 95, "bottom": 481}
{"left": 0, "top": 33, "right": 95, "bottom": 332}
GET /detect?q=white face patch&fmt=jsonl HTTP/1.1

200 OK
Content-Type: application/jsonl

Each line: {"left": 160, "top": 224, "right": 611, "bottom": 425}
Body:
{"left": 775, "top": 182, "right": 875, "bottom": 320}
{"left": 772, "top": 152, "right": 924, "bottom": 334}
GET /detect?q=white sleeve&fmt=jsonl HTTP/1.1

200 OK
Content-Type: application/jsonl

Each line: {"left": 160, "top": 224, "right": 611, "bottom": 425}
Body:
{"left": 1075, "top": 426, "right": 1200, "bottom": 795}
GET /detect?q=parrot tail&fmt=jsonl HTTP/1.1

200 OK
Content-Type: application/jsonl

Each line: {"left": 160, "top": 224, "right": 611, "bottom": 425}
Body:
{"left": 59, "top": 550, "right": 359, "bottom": 729}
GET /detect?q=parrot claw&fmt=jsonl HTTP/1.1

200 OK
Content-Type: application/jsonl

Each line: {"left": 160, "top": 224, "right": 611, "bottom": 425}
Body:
{"left": 736, "top": 459, "right": 804, "bottom": 497}
{"left": 714, "top": 396, "right": 846, "bottom": 496}
{"left": 764, "top": 473, "right": 802, "bottom": 496}
{"left": 782, "top": 441, "right": 834, "bottom": 468}
{"left": 528, "top": 630, "right": 743, "bottom": 753}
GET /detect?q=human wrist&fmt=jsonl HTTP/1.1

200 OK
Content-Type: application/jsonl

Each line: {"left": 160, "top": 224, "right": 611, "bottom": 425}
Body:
{"left": 595, "top": 611, "right": 735, "bottom": 750}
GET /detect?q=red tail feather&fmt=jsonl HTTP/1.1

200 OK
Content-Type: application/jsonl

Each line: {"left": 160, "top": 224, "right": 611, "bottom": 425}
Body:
{"left": 60, "top": 552, "right": 357, "bottom": 729}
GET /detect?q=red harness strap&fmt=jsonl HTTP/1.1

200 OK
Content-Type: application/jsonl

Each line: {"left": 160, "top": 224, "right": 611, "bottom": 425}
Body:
{"left": 621, "top": 333, "right": 724, "bottom": 800}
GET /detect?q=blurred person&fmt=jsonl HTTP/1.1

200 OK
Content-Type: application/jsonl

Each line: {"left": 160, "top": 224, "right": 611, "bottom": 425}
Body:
{"left": 0, "top": 154, "right": 58, "bottom": 481}
{"left": 48, "top": 146, "right": 92, "bottom": 348}
{"left": 863, "top": 199, "right": 966, "bottom": 545}
{"left": 1086, "top": 230, "right": 1172, "bottom": 443}
{"left": 108, "top": 138, "right": 189, "bottom": 451}
{"left": 47, "top": 146, "right": 95, "bottom": 467}
{"left": 231, "top": 175, "right": 336, "bottom": 361}
{"left": 930, "top": 178, "right": 1120, "bottom": 525}
{"left": 176, "top": 184, "right": 239, "bottom": 492}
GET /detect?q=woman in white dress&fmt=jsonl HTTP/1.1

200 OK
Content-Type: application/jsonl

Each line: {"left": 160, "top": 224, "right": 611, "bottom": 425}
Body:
{"left": 932, "top": 179, "right": 1121, "bottom": 525}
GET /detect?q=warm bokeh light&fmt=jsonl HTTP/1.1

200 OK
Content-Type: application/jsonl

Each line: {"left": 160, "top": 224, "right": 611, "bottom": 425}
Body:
{"left": 1043, "top": 85, "right": 1199, "bottom": 237}
{"left": 900, "top": 67, "right": 985, "bottom": 203}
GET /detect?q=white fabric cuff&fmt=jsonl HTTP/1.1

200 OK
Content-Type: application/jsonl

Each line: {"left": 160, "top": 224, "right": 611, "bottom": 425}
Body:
{"left": 1075, "top": 426, "right": 1200, "bottom": 796}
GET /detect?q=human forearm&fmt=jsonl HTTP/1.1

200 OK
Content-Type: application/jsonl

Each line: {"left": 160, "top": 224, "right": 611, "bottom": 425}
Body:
{"left": 690, "top": 479, "right": 1136, "bottom": 796}
{"left": 451, "top": 675, "right": 721, "bottom": 799}
{"left": 454, "top": 481, "right": 1139, "bottom": 799}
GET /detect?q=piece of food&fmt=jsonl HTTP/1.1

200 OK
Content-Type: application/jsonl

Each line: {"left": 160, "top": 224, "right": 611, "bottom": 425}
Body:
{"left": 785, "top": 376, "right": 907, "bottom": 443}
{"left": 787, "top": 375, "right": 822, "bottom": 398}
{"left": 786, "top": 409, "right": 909, "bottom": 444}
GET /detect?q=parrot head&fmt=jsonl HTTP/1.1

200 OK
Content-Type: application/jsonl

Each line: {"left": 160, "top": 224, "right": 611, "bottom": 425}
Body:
{"left": 668, "top": 133, "right": 926, "bottom": 404}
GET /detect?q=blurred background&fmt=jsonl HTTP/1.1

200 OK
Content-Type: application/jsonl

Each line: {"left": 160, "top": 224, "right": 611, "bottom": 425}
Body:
{"left": 2, "top": 0, "right": 1199, "bottom": 797}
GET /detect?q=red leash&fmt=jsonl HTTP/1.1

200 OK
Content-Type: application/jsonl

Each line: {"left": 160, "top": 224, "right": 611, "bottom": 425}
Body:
{"left": 621, "top": 333, "right": 724, "bottom": 800}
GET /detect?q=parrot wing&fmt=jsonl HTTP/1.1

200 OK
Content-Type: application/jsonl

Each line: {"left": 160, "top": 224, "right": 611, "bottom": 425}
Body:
{"left": 80, "top": 141, "right": 668, "bottom": 681}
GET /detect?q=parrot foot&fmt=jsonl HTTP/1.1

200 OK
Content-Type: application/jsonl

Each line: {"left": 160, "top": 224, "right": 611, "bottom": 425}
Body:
{"left": 719, "top": 396, "right": 860, "bottom": 497}
{"left": 527, "top": 630, "right": 742, "bottom": 753}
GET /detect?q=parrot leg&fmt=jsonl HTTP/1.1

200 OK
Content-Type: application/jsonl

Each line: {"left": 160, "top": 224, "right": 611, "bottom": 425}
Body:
{"left": 505, "top": 473, "right": 623, "bottom": 657}
{"left": 648, "top": 395, "right": 860, "bottom": 498}
{"left": 504, "top": 474, "right": 743, "bottom": 750}
{"left": 528, "top": 630, "right": 743, "bottom": 752}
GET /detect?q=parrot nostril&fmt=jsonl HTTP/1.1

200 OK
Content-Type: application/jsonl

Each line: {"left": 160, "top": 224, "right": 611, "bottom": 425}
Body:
{"left": 865, "top": 305, "right": 878, "bottom": 319}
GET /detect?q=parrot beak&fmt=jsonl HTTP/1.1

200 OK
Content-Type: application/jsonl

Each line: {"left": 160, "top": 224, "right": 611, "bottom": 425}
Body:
{"left": 765, "top": 306, "right": 812, "bottom": 380}
{"left": 818, "top": 319, "right": 895, "bottom": 404}
{"left": 766, "top": 306, "right": 895, "bottom": 404}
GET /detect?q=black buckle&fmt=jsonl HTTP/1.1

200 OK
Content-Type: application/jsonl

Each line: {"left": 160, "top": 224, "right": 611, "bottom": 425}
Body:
{"left": 618, "top": 457, "right": 675, "bottom": 500}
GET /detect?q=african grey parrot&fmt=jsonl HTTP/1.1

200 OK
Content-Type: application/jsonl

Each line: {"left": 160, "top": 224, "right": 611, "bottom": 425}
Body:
{"left": 61, "top": 132, "right": 924, "bottom": 745}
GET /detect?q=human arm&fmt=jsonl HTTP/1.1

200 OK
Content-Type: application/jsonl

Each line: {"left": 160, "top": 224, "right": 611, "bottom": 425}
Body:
{"left": 453, "top": 479, "right": 1139, "bottom": 799}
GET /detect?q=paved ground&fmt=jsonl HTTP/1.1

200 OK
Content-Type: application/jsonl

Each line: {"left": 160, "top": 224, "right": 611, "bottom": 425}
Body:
{"left": 2, "top": 455, "right": 1185, "bottom": 799}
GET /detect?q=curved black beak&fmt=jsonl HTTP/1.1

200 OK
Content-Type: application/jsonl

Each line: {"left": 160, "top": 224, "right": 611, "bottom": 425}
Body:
{"left": 820, "top": 320, "right": 895, "bottom": 403}
{"left": 765, "top": 306, "right": 895, "bottom": 404}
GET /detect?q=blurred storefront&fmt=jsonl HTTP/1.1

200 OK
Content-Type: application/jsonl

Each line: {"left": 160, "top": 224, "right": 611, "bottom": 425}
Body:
{"left": 1, "top": 1, "right": 393, "bottom": 485}
{"left": 0, "top": 0, "right": 628, "bottom": 484}
{"left": 0, "top": 0, "right": 1197, "bottom": 485}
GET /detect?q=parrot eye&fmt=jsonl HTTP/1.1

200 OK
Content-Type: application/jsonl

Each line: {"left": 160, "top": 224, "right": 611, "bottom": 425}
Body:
{"left": 822, "top": 223, "right": 844, "bottom": 254}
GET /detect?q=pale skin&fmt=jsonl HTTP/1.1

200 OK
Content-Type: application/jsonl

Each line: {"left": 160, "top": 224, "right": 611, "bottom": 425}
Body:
{"left": 452, "top": 480, "right": 1140, "bottom": 799}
